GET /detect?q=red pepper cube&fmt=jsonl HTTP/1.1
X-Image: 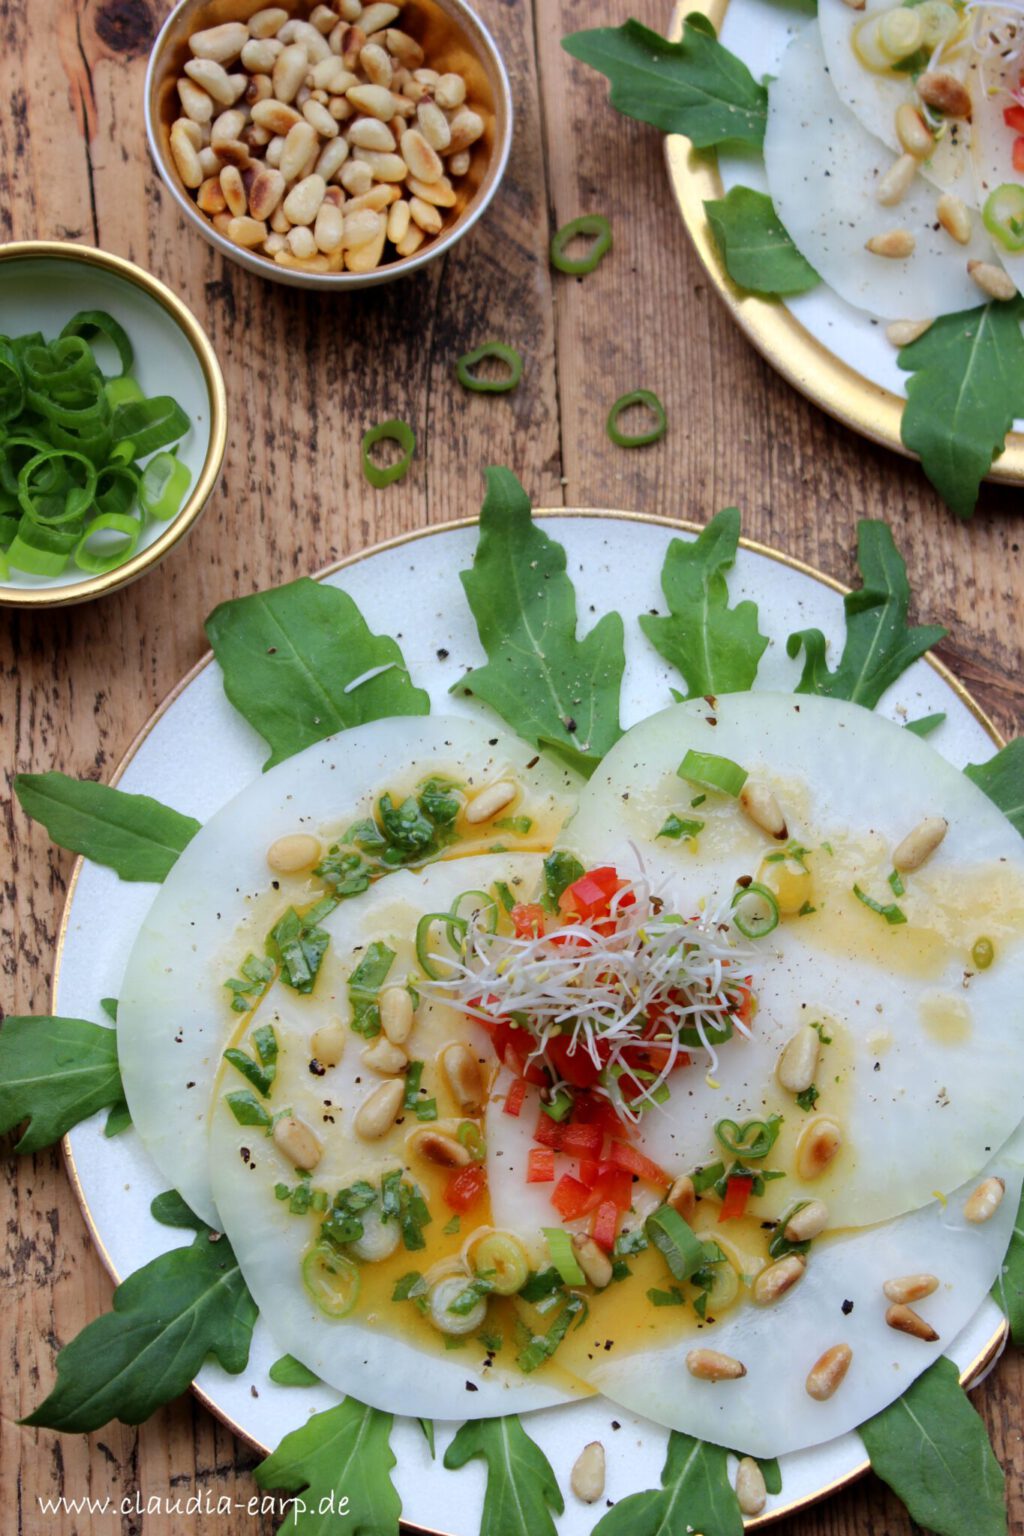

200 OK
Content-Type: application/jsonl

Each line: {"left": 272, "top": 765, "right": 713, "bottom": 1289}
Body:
{"left": 607, "top": 1139, "right": 670, "bottom": 1187}
{"left": 550, "top": 1173, "right": 592, "bottom": 1221}
{"left": 445, "top": 1164, "right": 487, "bottom": 1211}
{"left": 503, "top": 1078, "right": 527, "bottom": 1117}
{"left": 590, "top": 1199, "right": 620, "bottom": 1251}
{"left": 526, "top": 1147, "right": 555, "bottom": 1184}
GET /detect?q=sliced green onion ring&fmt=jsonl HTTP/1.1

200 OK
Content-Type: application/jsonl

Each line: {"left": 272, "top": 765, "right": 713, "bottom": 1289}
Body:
{"left": 457, "top": 1121, "right": 486, "bottom": 1161}
{"left": 140, "top": 451, "right": 191, "bottom": 522}
{"left": 111, "top": 396, "right": 190, "bottom": 458}
{"left": 606, "top": 388, "right": 667, "bottom": 448}
{"left": 60, "top": 309, "right": 135, "bottom": 378}
{"left": 6, "top": 520, "right": 79, "bottom": 576}
{"left": 972, "top": 936, "right": 994, "bottom": 971}
{"left": 550, "top": 214, "right": 613, "bottom": 275}
{"left": 678, "top": 748, "right": 749, "bottom": 797}
{"left": 982, "top": 184, "right": 1024, "bottom": 254}
{"left": 361, "top": 418, "right": 416, "bottom": 488}
{"left": 105, "top": 375, "right": 145, "bottom": 410}
{"left": 449, "top": 889, "right": 499, "bottom": 939}
{"left": 415, "top": 910, "right": 468, "bottom": 980}
{"left": 302, "top": 1242, "right": 360, "bottom": 1318}
{"left": 0, "top": 343, "right": 25, "bottom": 423}
{"left": 72, "top": 512, "right": 141, "bottom": 575}
{"left": 543, "top": 1227, "right": 586, "bottom": 1287}
{"left": 714, "top": 1114, "right": 782, "bottom": 1160}
{"left": 456, "top": 341, "right": 523, "bottom": 394}
{"left": 731, "top": 881, "right": 780, "bottom": 940}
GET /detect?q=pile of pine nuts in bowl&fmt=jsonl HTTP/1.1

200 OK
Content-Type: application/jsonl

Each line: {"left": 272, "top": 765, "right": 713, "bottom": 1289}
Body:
{"left": 145, "top": 0, "right": 511, "bottom": 288}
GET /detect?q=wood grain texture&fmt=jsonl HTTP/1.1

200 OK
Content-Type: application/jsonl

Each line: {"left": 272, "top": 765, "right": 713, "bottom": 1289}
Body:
{"left": 1, "top": 0, "right": 1022, "bottom": 1532}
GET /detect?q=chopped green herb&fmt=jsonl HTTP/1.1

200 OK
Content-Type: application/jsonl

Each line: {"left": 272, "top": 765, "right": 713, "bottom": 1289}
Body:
{"left": 225, "top": 1090, "right": 272, "bottom": 1128}
{"left": 348, "top": 940, "right": 396, "bottom": 1036}
{"left": 647, "top": 1285, "right": 686, "bottom": 1307}
{"left": 888, "top": 869, "right": 906, "bottom": 898}
{"left": 853, "top": 884, "right": 907, "bottom": 926}
{"left": 223, "top": 1047, "right": 275, "bottom": 1098}
{"left": 267, "top": 900, "right": 338, "bottom": 994}
{"left": 795, "top": 1085, "right": 819, "bottom": 1113}
{"left": 657, "top": 813, "right": 704, "bottom": 841}
{"left": 516, "top": 1292, "right": 586, "bottom": 1373}
{"left": 224, "top": 954, "right": 276, "bottom": 1014}
{"left": 692, "top": 1161, "right": 726, "bottom": 1194}
{"left": 811, "top": 1021, "right": 833, "bottom": 1045}
{"left": 541, "top": 850, "right": 585, "bottom": 911}
{"left": 392, "top": 1271, "right": 427, "bottom": 1301}
{"left": 493, "top": 880, "right": 516, "bottom": 914}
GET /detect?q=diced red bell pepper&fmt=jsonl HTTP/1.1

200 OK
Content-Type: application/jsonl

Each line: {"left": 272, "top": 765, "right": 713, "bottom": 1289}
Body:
{"left": 527, "top": 1147, "right": 555, "bottom": 1183}
{"left": 607, "top": 1140, "right": 670, "bottom": 1187}
{"left": 577, "top": 1156, "right": 601, "bottom": 1187}
{"left": 445, "top": 1163, "right": 487, "bottom": 1211}
{"left": 718, "top": 1173, "right": 753, "bottom": 1223}
{"left": 533, "top": 1112, "right": 564, "bottom": 1150}
{"left": 574, "top": 1093, "right": 627, "bottom": 1139}
{"left": 558, "top": 866, "right": 623, "bottom": 921}
{"left": 544, "top": 1034, "right": 603, "bottom": 1088}
{"left": 511, "top": 902, "right": 545, "bottom": 939}
{"left": 1015, "top": 135, "right": 1024, "bottom": 175}
{"left": 590, "top": 1199, "right": 621, "bottom": 1252}
{"left": 494, "top": 1021, "right": 547, "bottom": 1084}
{"left": 593, "top": 1168, "right": 633, "bottom": 1212}
{"left": 503, "top": 1077, "right": 527, "bottom": 1117}
{"left": 560, "top": 1121, "right": 603, "bottom": 1158}
{"left": 550, "top": 1173, "right": 592, "bottom": 1220}
{"left": 1004, "top": 104, "right": 1024, "bottom": 133}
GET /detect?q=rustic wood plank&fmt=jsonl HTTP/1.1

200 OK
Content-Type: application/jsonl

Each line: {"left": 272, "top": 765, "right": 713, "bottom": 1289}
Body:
{"left": 1, "top": 0, "right": 1023, "bottom": 1531}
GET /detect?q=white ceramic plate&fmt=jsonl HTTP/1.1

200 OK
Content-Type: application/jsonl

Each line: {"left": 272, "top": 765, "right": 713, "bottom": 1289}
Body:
{"left": 56, "top": 514, "right": 1009, "bottom": 1531}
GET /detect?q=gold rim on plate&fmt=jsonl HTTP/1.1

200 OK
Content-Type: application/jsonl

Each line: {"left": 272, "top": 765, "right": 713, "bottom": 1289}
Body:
{"left": 665, "top": 0, "right": 1024, "bottom": 485}
{"left": 0, "top": 240, "right": 227, "bottom": 609}
{"left": 54, "top": 509, "right": 1007, "bottom": 1529}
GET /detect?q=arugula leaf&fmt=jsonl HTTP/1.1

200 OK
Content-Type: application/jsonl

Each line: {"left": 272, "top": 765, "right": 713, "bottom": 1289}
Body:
{"left": 456, "top": 467, "right": 624, "bottom": 776}
{"left": 858, "top": 1356, "right": 1007, "bottom": 1536}
{"left": 22, "top": 1196, "right": 257, "bottom": 1432}
{"left": 103, "top": 1099, "right": 132, "bottom": 1137}
{"left": 0, "top": 1016, "right": 123, "bottom": 1153}
{"left": 965, "top": 740, "right": 1024, "bottom": 836}
{"left": 205, "top": 576, "right": 430, "bottom": 771}
{"left": 418, "top": 1417, "right": 436, "bottom": 1457}
{"left": 255, "top": 1398, "right": 400, "bottom": 1536}
{"left": 269, "top": 1353, "right": 320, "bottom": 1387}
{"left": 906, "top": 711, "right": 946, "bottom": 737}
{"left": 562, "top": 15, "right": 767, "bottom": 150}
{"left": 993, "top": 1182, "right": 1024, "bottom": 1341}
{"left": 704, "top": 188, "right": 819, "bottom": 296}
{"left": 14, "top": 773, "right": 199, "bottom": 882}
{"left": 898, "top": 298, "right": 1024, "bottom": 520}
{"left": 639, "top": 508, "right": 768, "bottom": 696}
{"left": 443, "top": 1416, "right": 563, "bottom": 1536}
{"left": 592, "top": 1432, "right": 743, "bottom": 1536}
{"left": 786, "top": 520, "right": 947, "bottom": 708}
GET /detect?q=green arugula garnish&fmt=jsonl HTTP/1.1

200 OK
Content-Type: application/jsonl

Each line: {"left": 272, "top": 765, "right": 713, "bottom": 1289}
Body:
{"left": 22, "top": 1193, "right": 257, "bottom": 1432}
{"left": 255, "top": 1398, "right": 400, "bottom": 1536}
{"left": 639, "top": 507, "right": 768, "bottom": 697}
{"left": 993, "top": 1183, "right": 1024, "bottom": 1342}
{"left": 418, "top": 1417, "right": 436, "bottom": 1457}
{"left": 592, "top": 1432, "right": 743, "bottom": 1536}
{"left": 858, "top": 1356, "right": 1007, "bottom": 1536}
{"left": 704, "top": 188, "right": 819, "bottom": 297}
{"left": 0, "top": 1015, "right": 124, "bottom": 1153}
{"left": 456, "top": 468, "right": 625, "bottom": 777}
{"left": 898, "top": 298, "right": 1024, "bottom": 520}
{"left": 268, "top": 1353, "right": 320, "bottom": 1387}
{"left": 563, "top": 15, "right": 767, "bottom": 150}
{"left": 787, "top": 520, "right": 947, "bottom": 708}
{"left": 205, "top": 575, "right": 429, "bottom": 771}
{"left": 444, "top": 1417, "right": 563, "bottom": 1536}
{"left": 966, "top": 740, "right": 1024, "bottom": 837}
{"left": 103, "top": 1100, "right": 132, "bottom": 1138}
{"left": 905, "top": 711, "right": 946, "bottom": 737}
{"left": 14, "top": 773, "right": 199, "bottom": 883}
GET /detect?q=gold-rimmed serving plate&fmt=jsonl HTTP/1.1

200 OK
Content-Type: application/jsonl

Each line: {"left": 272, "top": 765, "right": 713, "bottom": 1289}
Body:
{"left": 50, "top": 511, "right": 1009, "bottom": 1531}
{"left": 665, "top": 0, "right": 1024, "bottom": 486}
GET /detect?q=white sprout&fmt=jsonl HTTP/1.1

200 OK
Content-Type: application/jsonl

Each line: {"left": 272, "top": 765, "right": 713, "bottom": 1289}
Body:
{"left": 422, "top": 870, "right": 764, "bottom": 1127}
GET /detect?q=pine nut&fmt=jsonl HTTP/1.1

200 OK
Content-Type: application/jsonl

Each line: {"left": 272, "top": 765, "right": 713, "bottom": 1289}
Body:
{"left": 570, "top": 1442, "right": 606, "bottom": 1503}
{"left": 401, "top": 128, "right": 443, "bottom": 183}
{"left": 338, "top": 0, "right": 363, "bottom": 17}
{"left": 341, "top": 158, "right": 373, "bottom": 195}
{"left": 447, "top": 108, "right": 484, "bottom": 153}
{"left": 842, "top": 0, "right": 865, "bottom": 8}
{"left": 345, "top": 221, "right": 387, "bottom": 271}
{"left": 197, "top": 176, "right": 228, "bottom": 214}
{"left": 249, "top": 166, "right": 286, "bottom": 221}
{"left": 374, "top": 985, "right": 413, "bottom": 1046}
{"left": 795, "top": 1117, "right": 842, "bottom": 1180}
{"left": 876, "top": 153, "right": 917, "bottom": 207}
{"left": 216, "top": 138, "right": 252, "bottom": 170}
{"left": 190, "top": 21, "right": 248, "bottom": 63}
{"left": 806, "top": 1344, "right": 852, "bottom": 1400}
{"left": 406, "top": 174, "right": 456, "bottom": 207}
{"left": 270, "top": 203, "right": 290, "bottom": 234}
{"left": 686, "top": 1348, "right": 746, "bottom": 1381}
{"left": 185, "top": 58, "right": 243, "bottom": 107}
{"left": 263, "top": 232, "right": 287, "bottom": 256}
{"left": 886, "top": 318, "right": 932, "bottom": 346}
{"left": 248, "top": 8, "right": 289, "bottom": 40}
{"left": 314, "top": 200, "right": 345, "bottom": 252}
{"left": 354, "top": 1077, "right": 404, "bottom": 1139}
{"left": 667, "top": 1174, "right": 696, "bottom": 1221}
{"left": 198, "top": 149, "right": 225, "bottom": 180}
{"left": 273, "top": 42, "right": 310, "bottom": 104}
{"left": 968, "top": 261, "right": 1017, "bottom": 302}
{"left": 464, "top": 782, "right": 516, "bottom": 824}
{"left": 360, "top": 42, "right": 393, "bottom": 86}
{"left": 353, "top": 148, "right": 407, "bottom": 182}
{"left": 735, "top": 1457, "right": 767, "bottom": 1516}
{"left": 301, "top": 98, "right": 338, "bottom": 138}
{"left": 344, "top": 208, "right": 385, "bottom": 248}
{"left": 387, "top": 197, "right": 411, "bottom": 243}
{"left": 310, "top": 3, "right": 337, "bottom": 33}
{"left": 892, "top": 815, "right": 947, "bottom": 872}
{"left": 937, "top": 194, "right": 971, "bottom": 245}
{"left": 217, "top": 164, "right": 245, "bottom": 216}
{"left": 965, "top": 1175, "right": 1005, "bottom": 1223}
{"left": 435, "top": 73, "right": 467, "bottom": 110}
{"left": 179, "top": 77, "right": 215, "bottom": 124}
{"left": 316, "top": 137, "right": 351, "bottom": 179}
{"left": 313, "top": 57, "right": 357, "bottom": 93}
{"left": 288, "top": 225, "right": 317, "bottom": 259}
{"left": 753, "top": 1253, "right": 806, "bottom": 1305}
{"left": 417, "top": 101, "right": 452, "bottom": 151}
{"left": 272, "top": 1115, "right": 322, "bottom": 1170}
{"left": 895, "top": 103, "right": 933, "bottom": 157}
{"left": 252, "top": 97, "right": 302, "bottom": 135}
{"left": 170, "top": 120, "right": 204, "bottom": 187}
{"left": 283, "top": 173, "right": 326, "bottom": 225}
{"left": 414, "top": 69, "right": 440, "bottom": 87}
{"left": 448, "top": 150, "right": 471, "bottom": 176}
{"left": 784, "top": 1199, "right": 829, "bottom": 1242}
{"left": 384, "top": 29, "right": 424, "bottom": 67}
{"left": 242, "top": 37, "right": 282, "bottom": 73}
{"left": 339, "top": 24, "right": 367, "bottom": 69}
{"left": 348, "top": 115, "right": 397, "bottom": 150}
{"left": 266, "top": 831, "right": 320, "bottom": 872}
{"left": 362, "top": 1035, "right": 407, "bottom": 1074}
{"left": 739, "top": 781, "right": 787, "bottom": 839}
{"left": 883, "top": 1273, "right": 939, "bottom": 1304}
{"left": 310, "top": 1018, "right": 346, "bottom": 1067}
{"left": 777, "top": 1025, "right": 819, "bottom": 1094}
{"left": 396, "top": 223, "right": 425, "bottom": 257}
{"left": 886, "top": 1303, "right": 938, "bottom": 1341}
{"left": 572, "top": 1235, "right": 613, "bottom": 1289}
{"left": 408, "top": 1128, "right": 471, "bottom": 1166}
{"left": 866, "top": 229, "right": 916, "bottom": 258}
{"left": 440, "top": 1042, "right": 485, "bottom": 1113}
{"left": 360, "top": 2, "right": 400, "bottom": 34}
{"left": 346, "top": 184, "right": 398, "bottom": 213}
{"left": 246, "top": 76, "right": 274, "bottom": 107}
{"left": 918, "top": 70, "right": 972, "bottom": 119}
{"left": 278, "top": 19, "right": 331, "bottom": 62}
{"left": 347, "top": 83, "right": 399, "bottom": 119}
{"left": 174, "top": 116, "right": 204, "bottom": 151}
{"left": 275, "top": 250, "right": 332, "bottom": 272}
{"left": 280, "top": 121, "right": 318, "bottom": 182}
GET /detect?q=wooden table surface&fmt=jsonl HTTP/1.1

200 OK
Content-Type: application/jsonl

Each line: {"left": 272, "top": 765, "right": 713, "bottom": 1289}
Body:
{"left": 3, "top": 1, "right": 1024, "bottom": 1532}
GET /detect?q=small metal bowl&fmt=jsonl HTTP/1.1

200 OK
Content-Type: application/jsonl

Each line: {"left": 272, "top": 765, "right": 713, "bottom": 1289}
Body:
{"left": 145, "top": 0, "right": 513, "bottom": 290}
{"left": 0, "top": 241, "right": 226, "bottom": 609}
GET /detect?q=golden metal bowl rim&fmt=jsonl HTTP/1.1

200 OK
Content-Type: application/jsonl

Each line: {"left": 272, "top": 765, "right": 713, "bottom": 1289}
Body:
{"left": 0, "top": 239, "right": 227, "bottom": 609}
{"left": 664, "top": 0, "right": 1024, "bottom": 484}
{"left": 144, "top": 0, "right": 514, "bottom": 291}
{"left": 54, "top": 508, "right": 1008, "bottom": 1529}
